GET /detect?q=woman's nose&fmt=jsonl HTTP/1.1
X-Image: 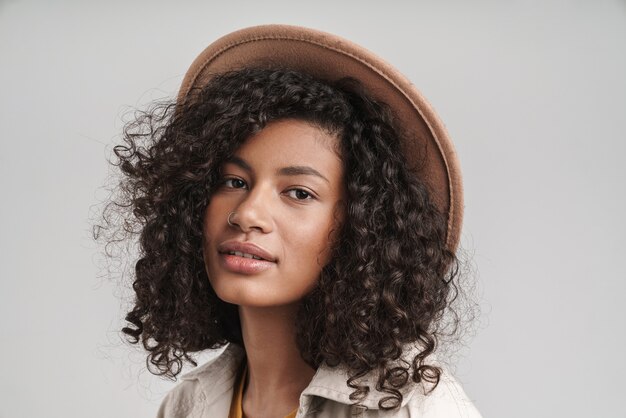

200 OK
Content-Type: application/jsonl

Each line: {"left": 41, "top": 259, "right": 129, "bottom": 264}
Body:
{"left": 229, "top": 183, "right": 274, "bottom": 234}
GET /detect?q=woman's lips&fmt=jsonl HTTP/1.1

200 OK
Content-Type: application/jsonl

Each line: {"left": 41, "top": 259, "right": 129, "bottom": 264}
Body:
{"left": 219, "top": 252, "right": 276, "bottom": 275}
{"left": 217, "top": 241, "right": 277, "bottom": 262}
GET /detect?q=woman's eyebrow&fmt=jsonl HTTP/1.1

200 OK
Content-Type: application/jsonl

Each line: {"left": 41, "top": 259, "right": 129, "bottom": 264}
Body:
{"left": 224, "top": 156, "right": 252, "bottom": 172}
{"left": 277, "top": 166, "right": 329, "bottom": 184}
{"left": 224, "top": 156, "right": 328, "bottom": 183}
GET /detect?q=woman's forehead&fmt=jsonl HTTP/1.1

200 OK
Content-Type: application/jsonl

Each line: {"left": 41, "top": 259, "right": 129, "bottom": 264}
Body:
{"left": 225, "top": 119, "right": 343, "bottom": 175}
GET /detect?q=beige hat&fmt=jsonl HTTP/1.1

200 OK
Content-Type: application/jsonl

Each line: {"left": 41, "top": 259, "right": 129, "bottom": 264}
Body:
{"left": 177, "top": 24, "right": 463, "bottom": 253}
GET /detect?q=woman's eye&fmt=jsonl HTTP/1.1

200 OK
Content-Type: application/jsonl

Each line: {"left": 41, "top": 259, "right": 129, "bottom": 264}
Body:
{"left": 286, "top": 188, "right": 314, "bottom": 201}
{"left": 222, "top": 178, "right": 246, "bottom": 189}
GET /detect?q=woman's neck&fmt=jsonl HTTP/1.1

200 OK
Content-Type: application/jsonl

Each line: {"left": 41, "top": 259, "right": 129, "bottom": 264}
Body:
{"left": 238, "top": 304, "right": 316, "bottom": 418}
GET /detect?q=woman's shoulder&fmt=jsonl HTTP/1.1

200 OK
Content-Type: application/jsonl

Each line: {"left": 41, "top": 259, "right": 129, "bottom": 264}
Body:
{"left": 155, "top": 344, "right": 245, "bottom": 418}
{"left": 302, "top": 350, "right": 482, "bottom": 417}
{"left": 405, "top": 367, "right": 482, "bottom": 418}
{"left": 156, "top": 379, "right": 205, "bottom": 418}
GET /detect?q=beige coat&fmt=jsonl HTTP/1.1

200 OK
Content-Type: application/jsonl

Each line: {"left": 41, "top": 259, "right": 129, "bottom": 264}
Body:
{"left": 157, "top": 343, "right": 482, "bottom": 417}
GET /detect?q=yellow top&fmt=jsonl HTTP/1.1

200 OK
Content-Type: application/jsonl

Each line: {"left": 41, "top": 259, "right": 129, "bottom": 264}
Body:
{"left": 228, "top": 360, "right": 298, "bottom": 418}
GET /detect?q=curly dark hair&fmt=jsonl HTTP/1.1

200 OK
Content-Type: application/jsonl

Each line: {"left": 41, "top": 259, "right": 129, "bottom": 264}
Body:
{"left": 94, "top": 66, "right": 467, "bottom": 410}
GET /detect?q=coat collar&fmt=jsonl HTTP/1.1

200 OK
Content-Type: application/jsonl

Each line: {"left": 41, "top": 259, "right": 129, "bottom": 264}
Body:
{"left": 180, "top": 343, "right": 425, "bottom": 411}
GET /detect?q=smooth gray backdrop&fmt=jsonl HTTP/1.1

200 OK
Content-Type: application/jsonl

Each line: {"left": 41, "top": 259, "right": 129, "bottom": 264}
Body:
{"left": 1, "top": 1, "right": 624, "bottom": 417}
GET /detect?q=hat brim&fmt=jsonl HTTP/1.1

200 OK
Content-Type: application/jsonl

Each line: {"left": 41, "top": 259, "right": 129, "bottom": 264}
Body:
{"left": 177, "top": 24, "right": 463, "bottom": 253}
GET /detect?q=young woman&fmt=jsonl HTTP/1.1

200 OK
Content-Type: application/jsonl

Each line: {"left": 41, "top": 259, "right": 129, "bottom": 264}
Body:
{"left": 97, "top": 25, "right": 481, "bottom": 417}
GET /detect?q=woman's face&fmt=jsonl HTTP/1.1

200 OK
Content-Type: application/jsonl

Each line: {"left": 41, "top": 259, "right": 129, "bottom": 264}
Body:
{"left": 202, "top": 118, "right": 345, "bottom": 308}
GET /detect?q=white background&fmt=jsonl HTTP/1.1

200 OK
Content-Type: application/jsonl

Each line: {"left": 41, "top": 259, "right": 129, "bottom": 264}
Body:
{"left": 1, "top": 1, "right": 625, "bottom": 417}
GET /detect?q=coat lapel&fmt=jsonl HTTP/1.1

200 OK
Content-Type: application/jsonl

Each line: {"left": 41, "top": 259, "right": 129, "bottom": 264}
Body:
{"left": 180, "top": 342, "right": 427, "bottom": 415}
